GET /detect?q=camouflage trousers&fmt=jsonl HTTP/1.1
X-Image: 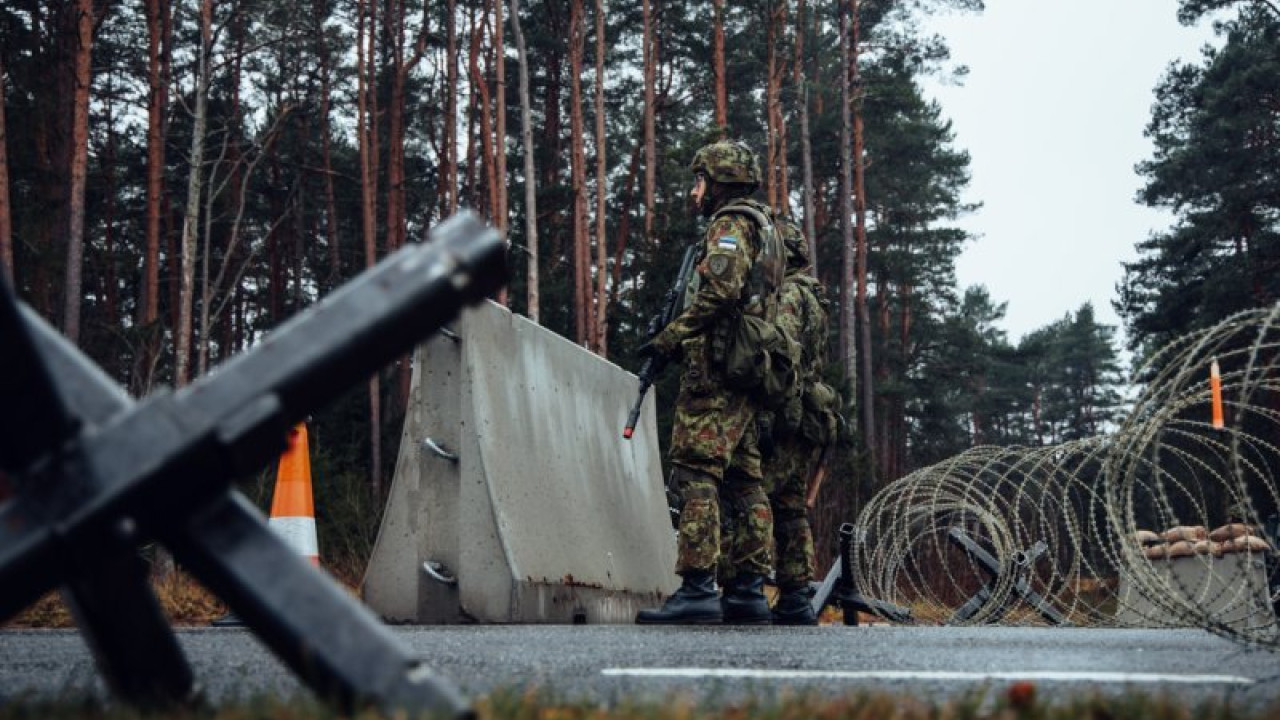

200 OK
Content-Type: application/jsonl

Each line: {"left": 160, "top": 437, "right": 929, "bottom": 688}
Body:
{"left": 763, "top": 430, "right": 820, "bottom": 589}
{"left": 668, "top": 336, "right": 762, "bottom": 483}
{"left": 669, "top": 336, "right": 771, "bottom": 577}
{"left": 675, "top": 465, "right": 774, "bottom": 578}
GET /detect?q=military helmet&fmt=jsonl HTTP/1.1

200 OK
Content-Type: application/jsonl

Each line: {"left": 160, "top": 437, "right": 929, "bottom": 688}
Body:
{"left": 690, "top": 139, "right": 762, "bottom": 186}
{"left": 781, "top": 219, "right": 810, "bottom": 267}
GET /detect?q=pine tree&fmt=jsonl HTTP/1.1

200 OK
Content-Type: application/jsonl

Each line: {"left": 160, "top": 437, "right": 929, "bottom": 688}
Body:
{"left": 1119, "top": 5, "right": 1279, "bottom": 360}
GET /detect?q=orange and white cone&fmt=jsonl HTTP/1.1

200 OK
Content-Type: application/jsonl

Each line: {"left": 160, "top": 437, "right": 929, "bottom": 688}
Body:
{"left": 269, "top": 422, "right": 319, "bottom": 565}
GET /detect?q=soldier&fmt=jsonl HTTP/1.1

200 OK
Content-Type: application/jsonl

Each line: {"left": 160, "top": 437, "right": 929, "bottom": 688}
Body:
{"left": 765, "top": 219, "right": 834, "bottom": 625}
{"left": 635, "top": 139, "right": 784, "bottom": 625}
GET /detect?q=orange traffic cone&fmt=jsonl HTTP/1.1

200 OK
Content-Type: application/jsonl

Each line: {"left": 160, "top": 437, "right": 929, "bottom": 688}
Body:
{"left": 269, "top": 422, "right": 319, "bottom": 565}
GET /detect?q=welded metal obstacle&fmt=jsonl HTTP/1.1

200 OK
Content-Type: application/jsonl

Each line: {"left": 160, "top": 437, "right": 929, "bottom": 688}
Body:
{"left": 0, "top": 212, "right": 504, "bottom": 717}
{"left": 811, "top": 523, "right": 914, "bottom": 625}
{"left": 945, "top": 528, "right": 1069, "bottom": 626}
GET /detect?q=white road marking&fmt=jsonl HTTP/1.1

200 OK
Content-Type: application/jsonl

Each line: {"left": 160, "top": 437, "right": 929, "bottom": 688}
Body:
{"left": 601, "top": 668, "right": 1255, "bottom": 685}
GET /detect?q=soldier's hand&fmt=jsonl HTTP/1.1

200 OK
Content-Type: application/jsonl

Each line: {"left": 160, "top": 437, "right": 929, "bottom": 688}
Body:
{"left": 641, "top": 328, "right": 679, "bottom": 361}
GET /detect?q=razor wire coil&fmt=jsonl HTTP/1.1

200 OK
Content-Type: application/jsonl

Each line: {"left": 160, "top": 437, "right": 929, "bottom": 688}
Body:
{"left": 850, "top": 303, "right": 1280, "bottom": 649}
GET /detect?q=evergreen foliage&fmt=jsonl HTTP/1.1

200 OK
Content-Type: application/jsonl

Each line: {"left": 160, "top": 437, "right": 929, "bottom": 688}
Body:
{"left": 1118, "top": 3, "right": 1279, "bottom": 364}
{"left": 0, "top": 0, "right": 1146, "bottom": 552}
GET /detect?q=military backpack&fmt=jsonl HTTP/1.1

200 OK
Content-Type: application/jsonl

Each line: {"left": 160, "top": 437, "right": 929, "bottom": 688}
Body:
{"left": 710, "top": 200, "right": 801, "bottom": 411}
{"left": 775, "top": 272, "right": 840, "bottom": 446}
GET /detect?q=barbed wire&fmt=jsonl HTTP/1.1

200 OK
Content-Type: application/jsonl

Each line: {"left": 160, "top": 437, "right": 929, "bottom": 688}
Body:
{"left": 850, "top": 303, "right": 1280, "bottom": 648}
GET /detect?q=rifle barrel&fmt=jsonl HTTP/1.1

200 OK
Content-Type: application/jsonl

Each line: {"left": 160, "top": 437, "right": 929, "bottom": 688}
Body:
{"left": 622, "top": 361, "right": 656, "bottom": 439}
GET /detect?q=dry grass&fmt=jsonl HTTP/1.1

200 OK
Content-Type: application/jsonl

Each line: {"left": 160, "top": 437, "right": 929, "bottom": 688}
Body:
{"left": 0, "top": 687, "right": 1271, "bottom": 720}
{"left": 3, "top": 561, "right": 364, "bottom": 629}
{"left": 5, "top": 590, "right": 76, "bottom": 629}
{"left": 2, "top": 572, "right": 226, "bottom": 629}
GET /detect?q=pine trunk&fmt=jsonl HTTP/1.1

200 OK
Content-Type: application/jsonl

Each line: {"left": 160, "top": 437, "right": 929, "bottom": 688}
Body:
{"left": 63, "top": 0, "right": 95, "bottom": 344}
{"left": 464, "top": 10, "right": 480, "bottom": 206}
{"left": 316, "top": 1, "right": 340, "bottom": 287}
{"left": 444, "top": 0, "right": 459, "bottom": 216}
{"left": 357, "top": 0, "right": 382, "bottom": 496}
{"left": 776, "top": 1, "right": 790, "bottom": 212}
{"left": 764, "top": 2, "right": 778, "bottom": 210}
{"left": 493, "top": 0, "right": 509, "bottom": 306}
{"left": 569, "top": 0, "right": 589, "bottom": 346}
{"left": 795, "top": 0, "right": 817, "bottom": 272}
{"left": 470, "top": 14, "right": 498, "bottom": 223}
{"left": 592, "top": 0, "right": 608, "bottom": 355}
{"left": 142, "top": 0, "right": 170, "bottom": 325}
{"left": 713, "top": 0, "right": 727, "bottom": 131}
{"left": 101, "top": 87, "right": 119, "bottom": 329}
{"left": 611, "top": 143, "right": 642, "bottom": 303}
{"left": 837, "top": 4, "right": 856, "bottom": 408}
{"left": 641, "top": 0, "right": 656, "bottom": 245}
{"left": 176, "top": 0, "right": 213, "bottom": 387}
{"left": 385, "top": 0, "right": 419, "bottom": 411}
{"left": 509, "top": 0, "right": 539, "bottom": 322}
{"left": 386, "top": 0, "right": 407, "bottom": 257}
{"left": 895, "top": 282, "right": 912, "bottom": 476}
{"left": 850, "top": 0, "right": 875, "bottom": 475}
{"left": 30, "top": 3, "right": 71, "bottom": 322}
{"left": 135, "top": 0, "right": 171, "bottom": 395}
{"left": 0, "top": 55, "right": 12, "bottom": 285}
{"left": 875, "top": 279, "right": 890, "bottom": 469}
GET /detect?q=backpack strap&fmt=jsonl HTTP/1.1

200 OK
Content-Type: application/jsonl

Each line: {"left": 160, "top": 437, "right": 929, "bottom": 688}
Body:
{"left": 710, "top": 200, "right": 786, "bottom": 306}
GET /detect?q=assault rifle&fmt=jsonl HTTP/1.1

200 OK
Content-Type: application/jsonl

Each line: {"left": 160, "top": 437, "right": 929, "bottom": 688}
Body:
{"left": 622, "top": 242, "right": 700, "bottom": 439}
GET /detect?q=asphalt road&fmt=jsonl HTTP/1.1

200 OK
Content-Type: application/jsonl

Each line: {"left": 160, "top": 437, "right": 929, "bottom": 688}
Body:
{"left": 2, "top": 624, "right": 1279, "bottom": 711}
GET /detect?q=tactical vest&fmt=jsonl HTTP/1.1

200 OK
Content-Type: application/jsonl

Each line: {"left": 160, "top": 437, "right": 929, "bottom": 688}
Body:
{"left": 707, "top": 199, "right": 800, "bottom": 409}
{"left": 710, "top": 199, "right": 786, "bottom": 317}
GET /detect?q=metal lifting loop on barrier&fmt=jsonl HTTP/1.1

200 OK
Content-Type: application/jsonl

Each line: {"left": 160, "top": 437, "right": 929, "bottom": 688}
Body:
{"left": 423, "top": 561, "right": 459, "bottom": 586}
{"left": 0, "top": 211, "right": 506, "bottom": 719}
{"left": 424, "top": 437, "right": 460, "bottom": 462}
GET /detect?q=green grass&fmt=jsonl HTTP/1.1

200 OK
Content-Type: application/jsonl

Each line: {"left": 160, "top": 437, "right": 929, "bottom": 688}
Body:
{"left": 0, "top": 687, "right": 1273, "bottom": 720}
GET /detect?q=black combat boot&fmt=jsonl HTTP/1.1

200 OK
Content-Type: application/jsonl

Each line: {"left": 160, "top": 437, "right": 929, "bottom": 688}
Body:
{"left": 635, "top": 570, "right": 722, "bottom": 624}
{"left": 772, "top": 585, "right": 818, "bottom": 625}
{"left": 721, "top": 574, "right": 771, "bottom": 625}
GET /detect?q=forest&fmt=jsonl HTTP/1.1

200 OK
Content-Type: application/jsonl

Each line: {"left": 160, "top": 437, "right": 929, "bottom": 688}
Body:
{"left": 0, "top": 0, "right": 1276, "bottom": 566}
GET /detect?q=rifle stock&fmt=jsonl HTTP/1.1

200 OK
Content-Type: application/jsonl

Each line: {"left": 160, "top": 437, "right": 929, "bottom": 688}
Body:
{"left": 805, "top": 444, "right": 831, "bottom": 509}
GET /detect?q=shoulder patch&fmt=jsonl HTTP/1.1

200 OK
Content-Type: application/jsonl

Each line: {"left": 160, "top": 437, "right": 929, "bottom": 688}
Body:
{"left": 708, "top": 254, "right": 732, "bottom": 277}
{"left": 717, "top": 235, "right": 740, "bottom": 249}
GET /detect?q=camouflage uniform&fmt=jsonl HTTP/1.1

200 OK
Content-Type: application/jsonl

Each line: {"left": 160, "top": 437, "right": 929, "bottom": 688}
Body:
{"left": 764, "top": 237, "right": 829, "bottom": 591}
{"left": 636, "top": 139, "right": 781, "bottom": 625}
{"left": 651, "top": 204, "right": 775, "bottom": 578}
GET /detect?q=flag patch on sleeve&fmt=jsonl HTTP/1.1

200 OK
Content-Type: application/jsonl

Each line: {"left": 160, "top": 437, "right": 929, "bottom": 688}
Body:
{"left": 717, "top": 235, "right": 739, "bottom": 249}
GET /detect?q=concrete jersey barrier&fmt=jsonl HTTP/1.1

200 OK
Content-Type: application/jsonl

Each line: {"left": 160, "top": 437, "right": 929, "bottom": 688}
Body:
{"left": 362, "top": 300, "right": 679, "bottom": 623}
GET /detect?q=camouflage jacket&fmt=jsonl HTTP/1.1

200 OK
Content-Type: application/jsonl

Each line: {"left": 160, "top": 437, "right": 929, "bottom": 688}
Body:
{"left": 651, "top": 200, "right": 773, "bottom": 354}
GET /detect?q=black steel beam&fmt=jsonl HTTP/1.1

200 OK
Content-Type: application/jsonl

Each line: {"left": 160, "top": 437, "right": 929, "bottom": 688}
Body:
{"left": 0, "top": 211, "right": 503, "bottom": 718}
{"left": 166, "top": 492, "right": 467, "bottom": 715}
{"left": 946, "top": 528, "right": 1069, "bottom": 626}
{"left": 810, "top": 524, "right": 913, "bottom": 625}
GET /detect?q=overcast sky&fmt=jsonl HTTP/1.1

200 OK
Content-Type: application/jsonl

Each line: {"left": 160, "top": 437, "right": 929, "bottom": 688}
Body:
{"left": 919, "top": 1, "right": 1222, "bottom": 345}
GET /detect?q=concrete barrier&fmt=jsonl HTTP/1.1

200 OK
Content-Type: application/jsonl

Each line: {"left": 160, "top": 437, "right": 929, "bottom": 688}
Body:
{"left": 1115, "top": 553, "right": 1274, "bottom": 630}
{"left": 361, "top": 300, "right": 678, "bottom": 623}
